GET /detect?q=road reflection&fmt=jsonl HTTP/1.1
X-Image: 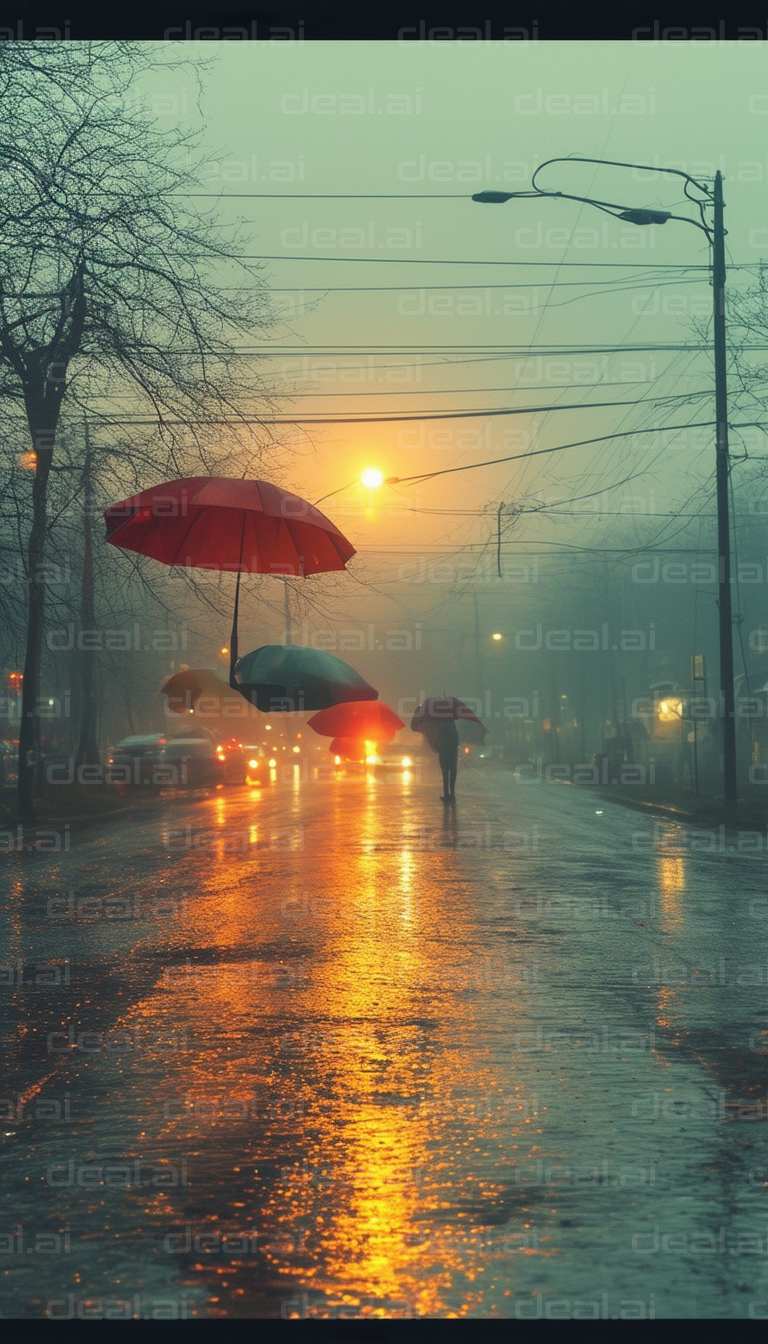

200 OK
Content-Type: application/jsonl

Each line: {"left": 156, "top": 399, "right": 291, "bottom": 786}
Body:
{"left": 119, "top": 773, "right": 543, "bottom": 1315}
{"left": 7, "top": 772, "right": 762, "bottom": 1319}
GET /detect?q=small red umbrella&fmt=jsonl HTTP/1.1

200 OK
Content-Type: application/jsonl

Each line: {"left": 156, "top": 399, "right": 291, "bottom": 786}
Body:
{"left": 105, "top": 477, "right": 355, "bottom": 685}
{"left": 308, "top": 700, "right": 404, "bottom": 743}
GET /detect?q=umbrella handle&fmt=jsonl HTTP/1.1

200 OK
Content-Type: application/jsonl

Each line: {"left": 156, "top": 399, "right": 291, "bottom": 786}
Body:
{"left": 229, "top": 567, "right": 241, "bottom": 690}
{"left": 229, "top": 513, "right": 246, "bottom": 690}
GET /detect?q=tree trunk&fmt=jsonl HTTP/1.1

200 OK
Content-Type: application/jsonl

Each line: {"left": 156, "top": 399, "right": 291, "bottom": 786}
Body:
{"left": 17, "top": 443, "right": 53, "bottom": 822}
{"left": 75, "top": 427, "right": 99, "bottom": 770}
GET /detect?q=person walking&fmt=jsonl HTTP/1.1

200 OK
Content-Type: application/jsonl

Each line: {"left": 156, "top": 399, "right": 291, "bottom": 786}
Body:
{"left": 430, "top": 719, "right": 459, "bottom": 802}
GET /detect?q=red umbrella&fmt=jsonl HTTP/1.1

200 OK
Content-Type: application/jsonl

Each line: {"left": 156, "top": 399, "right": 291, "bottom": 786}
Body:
{"left": 308, "top": 700, "right": 404, "bottom": 743}
{"left": 105, "top": 477, "right": 354, "bottom": 575}
{"left": 104, "top": 477, "right": 356, "bottom": 684}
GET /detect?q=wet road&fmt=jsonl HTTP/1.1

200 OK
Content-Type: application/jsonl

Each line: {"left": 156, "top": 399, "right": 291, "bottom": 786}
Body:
{"left": 1, "top": 763, "right": 767, "bottom": 1319}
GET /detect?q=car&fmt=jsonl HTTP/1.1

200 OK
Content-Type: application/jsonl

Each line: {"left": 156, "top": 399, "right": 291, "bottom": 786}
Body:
{"left": 214, "top": 737, "right": 249, "bottom": 785}
{"left": 241, "top": 744, "right": 272, "bottom": 785}
{"left": 158, "top": 734, "right": 221, "bottom": 788}
{"left": 332, "top": 746, "right": 423, "bottom": 778}
{"left": 107, "top": 734, "right": 168, "bottom": 788}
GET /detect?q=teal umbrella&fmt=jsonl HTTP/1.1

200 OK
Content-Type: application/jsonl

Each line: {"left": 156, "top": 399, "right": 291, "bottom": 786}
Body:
{"left": 234, "top": 645, "right": 378, "bottom": 713}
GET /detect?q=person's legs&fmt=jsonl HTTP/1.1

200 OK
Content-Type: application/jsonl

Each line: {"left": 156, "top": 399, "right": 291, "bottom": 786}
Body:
{"left": 449, "top": 759, "right": 457, "bottom": 798}
{"left": 440, "top": 761, "right": 450, "bottom": 799}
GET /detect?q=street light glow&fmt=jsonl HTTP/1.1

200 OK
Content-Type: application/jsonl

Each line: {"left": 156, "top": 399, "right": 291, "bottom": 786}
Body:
{"left": 492, "top": 632, "right": 503, "bottom": 641}
{"left": 361, "top": 468, "right": 384, "bottom": 490}
{"left": 658, "top": 698, "right": 683, "bottom": 722}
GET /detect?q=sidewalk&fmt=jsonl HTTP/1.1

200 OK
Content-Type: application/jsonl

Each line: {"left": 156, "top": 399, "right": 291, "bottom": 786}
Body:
{"left": 590, "top": 782, "right": 768, "bottom": 829}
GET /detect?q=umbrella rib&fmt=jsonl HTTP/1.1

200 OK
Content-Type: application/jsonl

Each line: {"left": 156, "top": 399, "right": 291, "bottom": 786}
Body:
{"left": 167, "top": 507, "right": 204, "bottom": 570}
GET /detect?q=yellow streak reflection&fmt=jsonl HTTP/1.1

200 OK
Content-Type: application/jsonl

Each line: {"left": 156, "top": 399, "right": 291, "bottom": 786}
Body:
{"left": 655, "top": 850, "right": 686, "bottom": 931}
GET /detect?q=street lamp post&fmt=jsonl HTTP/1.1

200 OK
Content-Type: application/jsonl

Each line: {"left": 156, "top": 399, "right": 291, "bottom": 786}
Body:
{"left": 711, "top": 173, "right": 737, "bottom": 803}
{"left": 473, "top": 158, "right": 738, "bottom": 804}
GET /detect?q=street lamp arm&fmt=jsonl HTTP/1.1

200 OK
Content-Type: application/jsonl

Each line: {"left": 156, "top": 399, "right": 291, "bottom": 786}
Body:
{"left": 531, "top": 155, "right": 713, "bottom": 200}
{"left": 473, "top": 185, "right": 713, "bottom": 239}
{"left": 530, "top": 156, "right": 716, "bottom": 241}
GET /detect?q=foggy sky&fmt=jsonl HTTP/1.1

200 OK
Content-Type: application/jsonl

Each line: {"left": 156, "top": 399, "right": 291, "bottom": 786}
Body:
{"left": 125, "top": 42, "right": 768, "bottom": 709}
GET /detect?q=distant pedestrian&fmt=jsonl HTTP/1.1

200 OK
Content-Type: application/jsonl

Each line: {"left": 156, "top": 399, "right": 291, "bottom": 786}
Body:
{"left": 429, "top": 719, "right": 459, "bottom": 802}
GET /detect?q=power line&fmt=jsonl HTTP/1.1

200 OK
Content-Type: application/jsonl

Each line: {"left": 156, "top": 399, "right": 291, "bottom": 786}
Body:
{"left": 260, "top": 277, "right": 709, "bottom": 292}
{"left": 239, "top": 254, "right": 712, "bottom": 268}
{"left": 361, "top": 544, "right": 718, "bottom": 554}
{"left": 196, "top": 390, "right": 713, "bottom": 427}
{"left": 184, "top": 192, "right": 473, "bottom": 199}
{"left": 415, "top": 508, "right": 719, "bottom": 518}
{"left": 90, "top": 379, "right": 661, "bottom": 405}
{"left": 220, "top": 343, "right": 721, "bottom": 355}
{"left": 89, "top": 395, "right": 713, "bottom": 429}
{"left": 254, "top": 378, "right": 660, "bottom": 399}
{"left": 390, "top": 420, "right": 717, "bottom": 484}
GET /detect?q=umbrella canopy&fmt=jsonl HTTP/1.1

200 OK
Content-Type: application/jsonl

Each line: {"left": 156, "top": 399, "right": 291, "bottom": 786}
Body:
{"left": 161, "top": 668, "right": 253, "bottom": 722}
{"left": 234, "top": 646, "right": 378, "bottom": 714}
{"left": 104, "top": 477, "right": 356, "bottom": 686}
{"left": 411, "top": 697, "right": 484, "bottom": 732}
{"left": 308, "top": 700, "right": 404, "bottom": 743}
{"left": 105, "top": 477, "right": 355, "bottom": 576}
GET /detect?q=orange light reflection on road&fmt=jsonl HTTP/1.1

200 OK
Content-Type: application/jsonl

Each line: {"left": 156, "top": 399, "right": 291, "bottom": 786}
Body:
{"left": 655, "top": 847, "right": 686, "bottom": 932}
{"left": 107, "top": 774, "right": 538, "bottom": 1316}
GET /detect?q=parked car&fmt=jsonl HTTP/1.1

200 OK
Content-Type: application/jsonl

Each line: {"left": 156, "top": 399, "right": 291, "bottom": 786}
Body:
{"left": 158, "top": 734, "right": 221, "bottom": 788}
{"left": 156, "top": 733, "right": 249, "bottom": 788}
{"left": 107, "top": 734, "right": 168, "bottom": 788}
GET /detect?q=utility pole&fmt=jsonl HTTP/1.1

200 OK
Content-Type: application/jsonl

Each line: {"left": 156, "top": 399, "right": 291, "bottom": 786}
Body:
{"left": 712, "top": 172, "right": 737, "bottom": 804}
{"left": 473, "top": 592, "right": 482, "bottom": 704}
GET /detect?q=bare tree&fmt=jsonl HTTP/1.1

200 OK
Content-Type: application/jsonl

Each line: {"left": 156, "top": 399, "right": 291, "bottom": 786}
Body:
{"left": 728, "top": 263, "right": 768, "bottom": 446}
{"left": 0, "top": 42, "right": 276, "bottom": 819}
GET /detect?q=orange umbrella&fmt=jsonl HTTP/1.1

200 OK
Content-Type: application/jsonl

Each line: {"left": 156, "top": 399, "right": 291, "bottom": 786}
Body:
{"left": 161, "top": 668, "right": 253, "bottom": 723}
{"left": 308, "top": 700, "right": 404, "bottom": 743}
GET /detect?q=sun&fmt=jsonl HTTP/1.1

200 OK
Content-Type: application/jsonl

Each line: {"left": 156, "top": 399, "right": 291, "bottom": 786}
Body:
{"left": 360, "top": 468, "right": 384, "bottom": 490}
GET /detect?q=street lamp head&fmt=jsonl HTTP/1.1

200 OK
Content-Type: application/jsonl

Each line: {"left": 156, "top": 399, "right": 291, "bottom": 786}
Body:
{"left": 491, "top": 632, "right": 503, "bottom": 641}
{"left": 617, "top": 208, "right": 671, "bottom": 226}
{"left": 471, "top": 191, "right": 516, "bottom": 204}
